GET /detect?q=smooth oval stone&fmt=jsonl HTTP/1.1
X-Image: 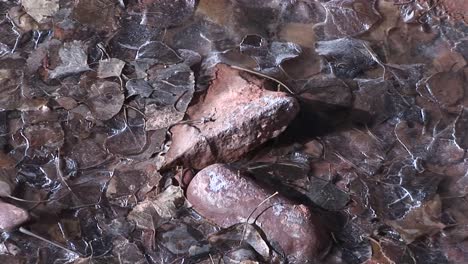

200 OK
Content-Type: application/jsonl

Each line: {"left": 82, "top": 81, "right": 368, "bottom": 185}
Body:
{"left": 186, "top": 163, "right": 331, "bottom": 263}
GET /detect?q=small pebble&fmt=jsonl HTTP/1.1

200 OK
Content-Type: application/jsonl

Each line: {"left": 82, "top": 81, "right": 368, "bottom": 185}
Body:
{"left": 0, "top": 201, "right": 29, "bottom": 231}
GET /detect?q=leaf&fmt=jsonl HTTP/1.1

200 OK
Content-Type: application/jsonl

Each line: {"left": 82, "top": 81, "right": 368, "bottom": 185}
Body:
{"left": 85, "top": 80, "right": 124, "bottom": 121}
{"left": 105, "top": 110, "right": 147, "bottom": 156}
{"left": 394, "top": 120, "right": 464, "bottom": 166}
{"left": 146, "top": 105, "right": 185, "bottom": 132}
{"left": 405, "top": 240, "right": 449, "bottom": 264}
{"left": 67, "top": 169, "right": 113, "bottom": 206}
{"left": 155, "top": 221, "right": 207, "bottom": 256}
{"left": 127, "top": 129, "right": 167, "bottom": 161}
{"left": 282, "top": 0, "right": 326, "bottom": 24}
{"left": 112, "top": 236, "right": 148, "bottom": 264}
{"left": 171, "top": 17, "right": 234, "bottom": 56}
{"left": 143, "top": 0, "right": 196, "bottom": 28}
{"left": 126, "top": 79, "right": 154, "bottom": 98}
{"left": 367, "top": 165, "right": 443, "bottom": 221}
{"left": 247, "top": 159, "right": 310, "bottom": 186}
{"left": 315, "top": 38, "right": 376, "bottom": 78}
{"left": 22, "top": 0, "right": 59, "bottom": 23}
{"left": 324, "top": 129, "right": 387, "bottom": 176}
{"left": 365, "top": 238, "right": 396, "bottom": 264}
{"left": 108, "top": 16, "right": 165, "bottom": 61}
{"left": 97, "top": 58, "right": 125, "bottom": 79}
{"left": 136, "top": 41, "right": 182, "bottom": 65}
{"left": 240, "top": 34, "right": 302, "bottom": 73}
{"left": 385, "top": 64, "right": 425, "bottom": 95}
{"left": 177, "top": 49, "right": 202, "bottom": 66}
{"left": 128, "top": 186, "right": 186, "bottom": 230}
{"left": 353, "top": 79, "right": 410, "bottom": 126}
{"left": 145, "top": 63, "right": 195, "bottom": 130}
{"left": 231, "top": 1, "right": 289, "bottom": 36}
{"left": 455, "top": 39, "right": 468, "bottom": 60}
{"left": 16, "top": 156, "right": 60, "bottom": 189}
{"left": 49, "top": 41, "right": 90, "bottom": 79}
{"left": 424, "top": 71, "right": 465, "bottom": 107}
{"left": 297, "top": 75, "right": 352, "bottom": 107}
{"left": 72, "top": 0, "right": 120, "bottom": 32}
{"left": 106, "top": 160, "right": 161, "bottom": 207}
{"left": 387, "top": 195, "right": 445, "bottom": 244}
{"left": 317, "top": 0, "right": 381, "bottom": 39}
{"left": 69, "top": 139, "right": 108, "bottom": 169}
{"left": 0, "top": 63, "right": 24, "bottom": 110}
{"left": 208, "top": 223, "right": 271, "bottom": 262}
{"left": 140, "top": 0, "right": 197, "bottom": 28}
{"left": 246, "top": 155, "right": 332, "bottom": 207}
{"left": 23, "top": 122, "right": 64, "bottom": 149}
{"left": 305, "top": 177, "right": 350, "bottom": 211}
{"left": 0, "top": 153, "right": 15, "bottom": 197}
{"left": 223, "top": 245, "right": 264, "bottom": 263}
{"left": 0, "top": 181, "right": 11, "bottom": 197}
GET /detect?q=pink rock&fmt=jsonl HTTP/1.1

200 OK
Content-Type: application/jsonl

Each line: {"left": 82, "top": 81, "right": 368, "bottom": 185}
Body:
{"left": 0, "top": 201, "right": 29, "bottom": 231}
{"left": 163, "top": 64, "right": 299, "bottom": 170}
{"left": 186, "top": 164, "right": 331, "bottom": 263}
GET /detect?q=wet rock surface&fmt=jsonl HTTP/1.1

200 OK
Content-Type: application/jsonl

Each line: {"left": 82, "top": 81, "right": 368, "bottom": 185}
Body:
{"left": 164, "top": 64, "right": 299, "bottom": 169}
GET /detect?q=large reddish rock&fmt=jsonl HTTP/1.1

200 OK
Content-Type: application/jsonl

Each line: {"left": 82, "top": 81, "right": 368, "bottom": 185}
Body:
{"left": 397, "top": 0, "right": 468, "bottom": 23}
{"left": 437, "top": 0, "right": 468, "bottom": 23}
{"left": 163, "top": 64, "right": 299, "bottom": 170}
{"left": 186, "top": 163, "right": 331, "bottom": 263}
{"left": 0, "top": 201, "right": 29, "bottom": 231}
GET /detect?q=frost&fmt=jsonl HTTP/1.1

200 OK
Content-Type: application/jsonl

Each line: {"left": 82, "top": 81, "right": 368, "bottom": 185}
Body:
{"left": 208, "top": 171, "right": 227, "bottom": 192}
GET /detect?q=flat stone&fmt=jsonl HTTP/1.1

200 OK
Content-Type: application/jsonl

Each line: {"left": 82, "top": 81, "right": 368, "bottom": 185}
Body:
{"left": 164, "top": 64, "right": 299, "bottom": 169}
{"left": 186, "top": 164, "right": 331, "bottom": 263}
{"left": 0, "top": 201, "right": 29, "bottom": 231}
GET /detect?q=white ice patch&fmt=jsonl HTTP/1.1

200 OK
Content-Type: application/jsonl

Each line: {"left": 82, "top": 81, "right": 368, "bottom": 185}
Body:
{"left": 273, "top": 203, "right": 285, "bottom": 216}
{"left": 208, "top": 171, "right": 227, "bottom": 192}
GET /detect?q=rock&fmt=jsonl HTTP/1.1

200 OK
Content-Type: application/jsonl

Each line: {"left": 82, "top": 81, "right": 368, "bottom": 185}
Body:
{"left": 164, "top": 64, "right": 299, "bottom": 169}
{"left": 0, "top": 201, "right": 29, "bottom": 231}
{"left": 438, "top": 0, "right": 468, "bottom": 23}
{"left": 186, "top": 164, "right": 331, "bottom": 263}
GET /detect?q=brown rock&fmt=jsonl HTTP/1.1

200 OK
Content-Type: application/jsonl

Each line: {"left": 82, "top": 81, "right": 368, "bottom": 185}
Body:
{"left": 164, "top": 64, "right": 299, "bottom": 169}
{"left": 438, "top": 0, "right": 468, "bottom": 23}
{"left": 0, "top": 201, "right": 29, "bottom": 231}
{"left": 186, "top": 164, "right": 331, "bottom": 263}
{"left": 398, "top": 0, "right": 468, "bottom": 23}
